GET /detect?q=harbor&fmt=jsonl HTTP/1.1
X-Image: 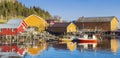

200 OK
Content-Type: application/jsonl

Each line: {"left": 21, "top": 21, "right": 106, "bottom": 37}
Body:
{"left": 0, "top": 0, "right": 120, "bottom": 58}
{"left": 0, "top": 15, "right": 120, "bottom": 58}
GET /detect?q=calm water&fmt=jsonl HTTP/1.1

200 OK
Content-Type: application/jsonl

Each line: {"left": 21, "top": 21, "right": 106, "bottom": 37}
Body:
{"left": 24, "top": 36, "right": 120, "bottom": 58}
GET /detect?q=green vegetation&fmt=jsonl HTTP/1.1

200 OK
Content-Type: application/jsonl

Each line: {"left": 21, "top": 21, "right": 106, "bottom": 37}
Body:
{"left": 0, "top": 19, "right": 7, "bottom": 23}
{"left": 0, "top": 0, "right": 51, "bottom": 20}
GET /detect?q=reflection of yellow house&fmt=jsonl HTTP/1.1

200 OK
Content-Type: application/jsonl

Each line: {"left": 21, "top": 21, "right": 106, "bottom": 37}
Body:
{"left": 24, "top": 15, "right": 48, "bottom": 32}
{"left": 67, "top": 42, "right": 76, "bottom": 51}
{"left": 111, "top": 39, "right": 119, "bottom": 53}
{"left": 59, "top": 42, "right": 76, "bottom": 51}
{"left": 27, "top": 43, "right": 47, "bottom": 55}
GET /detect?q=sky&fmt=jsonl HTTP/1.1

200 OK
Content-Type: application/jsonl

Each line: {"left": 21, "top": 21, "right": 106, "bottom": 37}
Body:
{"left": 18, "top": 0, "right": 120, "bottom": 21}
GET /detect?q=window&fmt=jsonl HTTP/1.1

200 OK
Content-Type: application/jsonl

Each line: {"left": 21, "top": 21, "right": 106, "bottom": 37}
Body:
{"left": 88, "top": 34, "right": 93, "bottom": 39}
{"left": 12, "top": 28, "right": 14, "bottom": 32}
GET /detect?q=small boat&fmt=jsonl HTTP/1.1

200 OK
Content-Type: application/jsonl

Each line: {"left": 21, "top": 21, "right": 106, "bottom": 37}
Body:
{"left": 59, "top": 36, "right": 76, "bottom": 42}
{"left": 59, "top": 38, "right": 73, "bottom": 42}
{"left": 77, "top": 34, "right": 98, "bottom": 43}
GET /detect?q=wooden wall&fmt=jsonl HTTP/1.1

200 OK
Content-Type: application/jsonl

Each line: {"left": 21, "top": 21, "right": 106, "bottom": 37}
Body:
{"left": 110, "top": 17, "right": 119, "bottom": 31}
{"left": 24, "top": 15, "right": 48, "bottom": 32}
{"left": 67, "top": 23, "right": 76, "bottom": 32}
{"left": 76, "top": 22, "right": 111, "bottom": 31}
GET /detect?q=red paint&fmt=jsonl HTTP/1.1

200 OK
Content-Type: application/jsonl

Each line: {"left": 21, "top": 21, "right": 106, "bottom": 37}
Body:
{"left": 0, "top": 21, "right": 27, "bottom": 35}
{"left": 78, "top": 40, "right": 97, "bottom": 43}
{"left": 22, "top": 20, "right": 28, "bottom": 28}
{"left": 0, "top": 45, "right": 18, "bottom": 52}
{"left": 17, "top": 48, "right": 26, "bottom": 56}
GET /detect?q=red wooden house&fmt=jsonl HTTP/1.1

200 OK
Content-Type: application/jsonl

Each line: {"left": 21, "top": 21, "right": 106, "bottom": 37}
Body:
{"left": 0, "top": 19, "right": 27, "bottom": 35}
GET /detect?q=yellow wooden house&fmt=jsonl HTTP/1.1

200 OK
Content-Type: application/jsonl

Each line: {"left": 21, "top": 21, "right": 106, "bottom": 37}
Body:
{"left": 24, "top": 15, "right": 48, "bottom": 32}
{"left": 48, "top": 22, "right": 76, "bottom": 33}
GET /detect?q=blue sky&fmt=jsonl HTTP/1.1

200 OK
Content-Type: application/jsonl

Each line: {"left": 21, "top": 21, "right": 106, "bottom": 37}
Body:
{"left": 18, "top": 0, "right": 120, "bottom": 21}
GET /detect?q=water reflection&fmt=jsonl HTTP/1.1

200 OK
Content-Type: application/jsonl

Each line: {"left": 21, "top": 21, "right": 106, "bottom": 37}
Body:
{"left": 96, "top": 36, "right": 119, "bottom": 54}
{"left": 77, "top": 43, "right": 97, "bottom": 50}
{"left": 54, "top": 42, "right": 77, "bottom": 51}
{"left": 27, "top": 40, "right": 47, "bottom": 56}
{"left": 111, "top": 38, "right": 119, "bottom": 53}
{"left": 24, "top": 36, "right": 120, "bottom": 58}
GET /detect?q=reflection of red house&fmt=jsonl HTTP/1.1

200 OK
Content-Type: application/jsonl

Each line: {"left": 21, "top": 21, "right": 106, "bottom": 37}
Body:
{"left": 0, "top": 45, "right": 18, "bottom": 52}
{"left": 0, "top": 19, "right": 27, "bottom": 35}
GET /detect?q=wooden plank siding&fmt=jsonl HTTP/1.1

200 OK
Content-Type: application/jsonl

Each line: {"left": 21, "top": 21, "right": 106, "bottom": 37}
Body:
{"left": 24, "top": 15, "right": 48, "bottom": 32}
{"left": 48, "top": 23, "right": 77, "bottom": 33}
{"left": 76, "top": 16, "right": 119, "bottom": 31}
{"left": 0, "top": 21, "right": 27, "bottom": 35}
{"left": 76, "top": 22, "right": 111, "bottom": 31}
{"left": 0, "top": 19, "right": 27, "bottom": 35}
{"left": 67, "top": 23, "right": 76, "bottom": 32}
{"left": 110, "top": 17, "right": 119, "bottom": 31}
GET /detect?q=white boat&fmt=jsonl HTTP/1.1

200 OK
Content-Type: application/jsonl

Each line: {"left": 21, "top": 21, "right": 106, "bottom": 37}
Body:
{"left": 77, "top": 34, "right": 98, "bottom": 43}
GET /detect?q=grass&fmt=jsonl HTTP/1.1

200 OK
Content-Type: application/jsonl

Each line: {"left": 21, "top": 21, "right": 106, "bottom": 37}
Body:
{"left": 0, "top": 19, "right": 8, "bottom": 24}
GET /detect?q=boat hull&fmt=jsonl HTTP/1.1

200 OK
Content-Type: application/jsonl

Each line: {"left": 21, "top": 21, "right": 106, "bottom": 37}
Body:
{"left": 78, "top": 39, "right": 97, "bottom": 43}
{"left": 59, "top": 39, "right": 72, "bottom": 42}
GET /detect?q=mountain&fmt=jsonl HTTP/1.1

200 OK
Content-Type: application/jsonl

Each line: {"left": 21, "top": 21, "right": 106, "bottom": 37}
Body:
{"left": 0, "top": 0, "right": 51, "bottom": 20}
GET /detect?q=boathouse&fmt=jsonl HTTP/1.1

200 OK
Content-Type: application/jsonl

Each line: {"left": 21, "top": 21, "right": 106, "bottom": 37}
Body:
{"left": 0, "top": 19, "right": 27, "bottom": 35}
{"left": 48, "top": 22, "right": 76, "bottom": 33}
{"left": 24, "top": 15, "right": 48, "bottom": 32}
{"left": 76, "top": 16, "right": 119, "bottom": 31}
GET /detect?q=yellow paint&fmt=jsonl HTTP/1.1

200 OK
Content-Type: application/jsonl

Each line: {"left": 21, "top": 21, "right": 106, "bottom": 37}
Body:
{"left": 61, "top": 39, "right": 72, "bottom": 42}
{"left": 67, "top": 23, "right": 76, "bottom": 32}
{"left": 27, "top": 47, "right": 41, "bottom": 55}
{"left": 59, "top": 42, "right": 76, "bottom": 51}
{"left": 27, "top": 44, "right": 47, "bottom": 55}
{"left": 24, "top": 15, "right": 48, "bottom": 32}
{"left": 111, "top": 17, "right": 119, "bottom": 31}
{"left": 111, "top": 39, "right": 119, "bottom": 53}
{"left": 67, "top": 42, "right": 76, "bottom": 51}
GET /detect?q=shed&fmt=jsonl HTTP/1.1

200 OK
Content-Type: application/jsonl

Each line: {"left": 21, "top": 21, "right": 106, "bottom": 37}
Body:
{"left": 0, "top": 19, "right": 27, "bottom": 35}
{"left": 76, "top": 16, "right": 119, "bottom": 31}
{"left": 48, "top": 22, "right": 76, "bottom": 33}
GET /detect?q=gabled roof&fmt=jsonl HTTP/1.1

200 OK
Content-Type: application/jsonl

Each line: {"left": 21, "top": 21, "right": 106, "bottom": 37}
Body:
{"left": 24, "top": 14, "right": 48, "bottom": 25}
{"left": 77, "top": 16, "right": 118, "bottom": 22}
{"left": 0, "top": 24, "right": 20, "bottom": 28}
{"left": 0, "top": 19, "right": 23, "bottom": 28}
{"left": 51, "top": 22, "right": 71, "bottom": 28}
{"left": 7, "top": 19, "right": 23, "bottom": 25}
